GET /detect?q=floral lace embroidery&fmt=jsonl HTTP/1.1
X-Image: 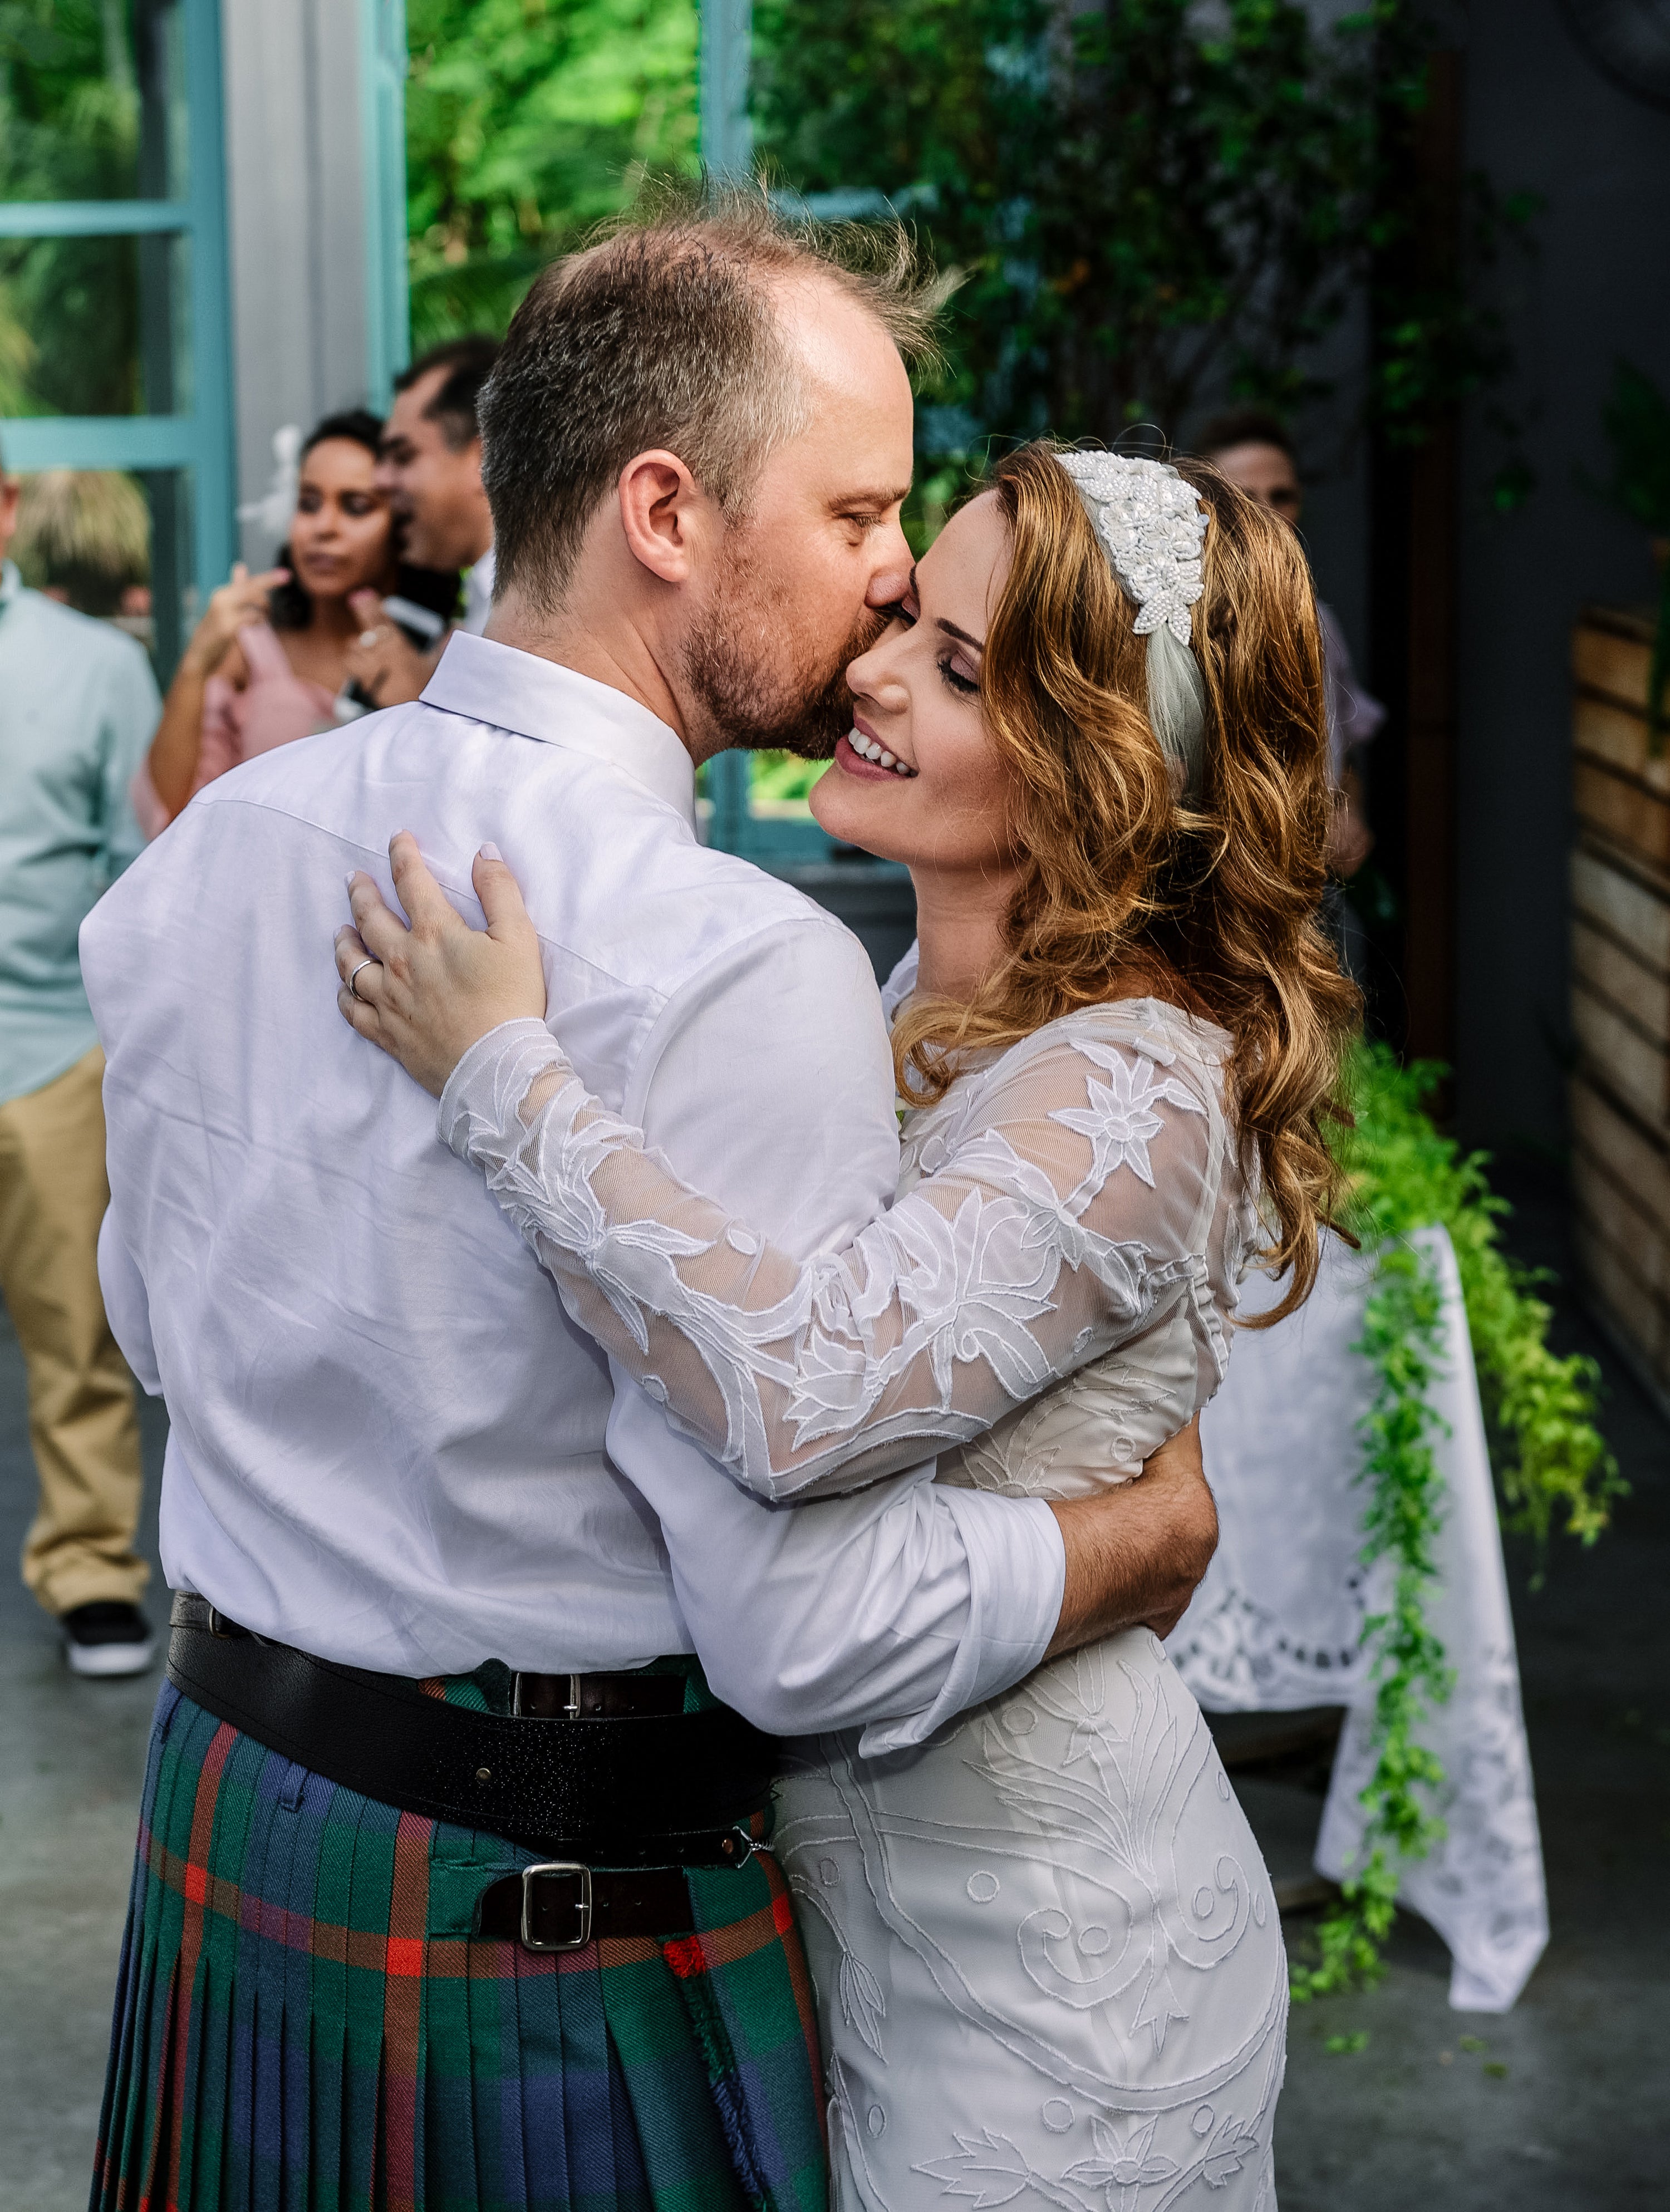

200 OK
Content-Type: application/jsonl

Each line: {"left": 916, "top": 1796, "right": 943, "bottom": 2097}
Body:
{"left": 439, "top": 1001, "right": 1247, "bottom": 1505}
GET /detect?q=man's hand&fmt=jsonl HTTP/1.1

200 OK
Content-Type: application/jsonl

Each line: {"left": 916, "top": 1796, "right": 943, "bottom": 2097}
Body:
{"left": 341, "top": 591, "right": 438, "bottom": 709}
{"left": 1044, "top": 1417, "right": 1217, "bottom": 1659}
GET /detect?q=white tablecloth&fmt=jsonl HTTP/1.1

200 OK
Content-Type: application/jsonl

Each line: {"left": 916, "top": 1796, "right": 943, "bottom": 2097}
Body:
{"left": 1169, "top": 1227, "right": 1549, "bottom": 2012}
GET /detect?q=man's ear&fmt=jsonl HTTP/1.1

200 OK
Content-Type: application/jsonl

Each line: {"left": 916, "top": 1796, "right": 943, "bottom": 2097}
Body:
{"left": 616, "top": 449, "right": 705, "bottom": 587}
{"left": 0, "top": 477, "right": 18, "bottom": 564}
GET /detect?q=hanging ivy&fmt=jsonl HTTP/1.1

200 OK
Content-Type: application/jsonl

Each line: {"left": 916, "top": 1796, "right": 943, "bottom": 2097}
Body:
{"left": 1290, "top": 1043, "right": 1623, "bottom": 1999}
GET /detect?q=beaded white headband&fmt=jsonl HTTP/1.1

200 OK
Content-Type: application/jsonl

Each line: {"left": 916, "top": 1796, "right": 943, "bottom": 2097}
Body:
{"left": 1054, "top": 450, "right": 1210, "bottom": 799}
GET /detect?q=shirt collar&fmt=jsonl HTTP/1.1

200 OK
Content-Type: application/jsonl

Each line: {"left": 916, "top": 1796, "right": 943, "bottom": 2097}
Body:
{"left": 421, "top": 630, "right": 696, "bottom": 827}
{"left": 0, "top": 561, "right": 20, "bottom": 612}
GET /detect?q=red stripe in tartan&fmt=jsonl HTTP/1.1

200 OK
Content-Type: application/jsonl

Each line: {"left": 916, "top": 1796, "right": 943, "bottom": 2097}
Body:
{"left": 161, "top": 1720, "right": 237, "bottom": 2212}
{"left": 659, "top": 1878, "right": 798, "bottom": 1980}
{"left": 760, "top": 1852, "right": 825, "bottom": 2150}
{"left": 380, "top": 1812, "right": 431, "bottom": 2212}
{"left": 130, "top": 1813, "right": 796, "bottom": 2008}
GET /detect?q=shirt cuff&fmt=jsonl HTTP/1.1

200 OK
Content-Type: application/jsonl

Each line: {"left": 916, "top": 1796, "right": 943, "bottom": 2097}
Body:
{"left": 436, "top": 1017, "right": 564, "bottom": 1161}
{"left": 856, "top": 1491, "right": 1064, "bottom": 1760}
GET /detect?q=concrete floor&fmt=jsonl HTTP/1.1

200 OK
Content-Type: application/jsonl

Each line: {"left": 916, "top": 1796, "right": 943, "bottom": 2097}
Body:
{"left": 0, "top": 1331, "right": 167, "bottom": 2212}
{"left": 0, "top": 1175, "right": 1665, "bottom": 2209}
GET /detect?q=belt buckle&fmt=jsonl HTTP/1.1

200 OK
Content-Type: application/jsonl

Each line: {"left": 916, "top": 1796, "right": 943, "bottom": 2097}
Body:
{"left": 511, "top": 1671, "right": 581, "bottom": 1719}
{"left": 520, "top": 1861, "right": 593, "bottom": 1952}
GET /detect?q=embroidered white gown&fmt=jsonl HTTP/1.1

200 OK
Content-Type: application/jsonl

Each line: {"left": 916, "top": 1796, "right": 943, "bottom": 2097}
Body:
{"left": 439, "top": 987, "right": 1289, "bottom": 2211}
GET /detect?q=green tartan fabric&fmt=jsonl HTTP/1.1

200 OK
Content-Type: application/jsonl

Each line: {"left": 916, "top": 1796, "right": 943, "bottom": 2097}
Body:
{"left": 92, "top": 1681, "right": 827, "bottom": 2212}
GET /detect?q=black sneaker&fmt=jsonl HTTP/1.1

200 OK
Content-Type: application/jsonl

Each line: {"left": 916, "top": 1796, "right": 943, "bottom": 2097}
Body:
{"left": 61, "top": 1600, "right": 157, "bottom": 1678}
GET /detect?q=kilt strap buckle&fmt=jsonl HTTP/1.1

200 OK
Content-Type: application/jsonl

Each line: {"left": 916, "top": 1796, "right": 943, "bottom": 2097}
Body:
{"left": 520, "top": 1861, "right": 593, "bottom": 1951}
{"left": 487, "top": 1859, "right": 702, "bottom": 1949}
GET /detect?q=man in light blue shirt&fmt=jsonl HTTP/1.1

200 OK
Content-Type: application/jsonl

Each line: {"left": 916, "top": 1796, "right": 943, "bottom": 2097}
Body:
{"left": 0, "top": 444, "right": 160, "bottom": 1674}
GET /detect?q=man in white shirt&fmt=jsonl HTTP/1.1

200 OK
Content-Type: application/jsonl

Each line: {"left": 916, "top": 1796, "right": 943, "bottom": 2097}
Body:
{"left": 81, "top": 201, "right": 1217, "bottom": 2210}
{"left": 341, "top": 337, "right": 501, "bottom": 705}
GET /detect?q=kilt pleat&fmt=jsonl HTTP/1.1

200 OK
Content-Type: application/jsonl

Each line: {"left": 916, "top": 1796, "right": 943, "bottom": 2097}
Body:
{"left": 94, "top": 1682, "right": 826, "bottom": 2212}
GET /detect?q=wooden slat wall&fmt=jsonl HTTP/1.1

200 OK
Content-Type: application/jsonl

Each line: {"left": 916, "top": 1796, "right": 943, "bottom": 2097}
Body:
{"left": 1570, "top": 606, "right": 1670, "bottom": 1385}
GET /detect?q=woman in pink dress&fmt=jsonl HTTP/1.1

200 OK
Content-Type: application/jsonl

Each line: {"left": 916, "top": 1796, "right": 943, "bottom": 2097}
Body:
{"left": 137, "top": 412, "right": 402, "bottom": 834}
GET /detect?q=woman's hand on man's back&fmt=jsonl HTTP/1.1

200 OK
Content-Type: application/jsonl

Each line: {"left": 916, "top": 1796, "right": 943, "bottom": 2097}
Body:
{"left": 335, "top": 832, "right": 548, "bottom": 1098}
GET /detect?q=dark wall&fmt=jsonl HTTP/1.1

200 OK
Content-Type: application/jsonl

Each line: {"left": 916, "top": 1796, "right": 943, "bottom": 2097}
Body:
{"left": 1455, "top": 2, "right": 1670, "bottom": 1148}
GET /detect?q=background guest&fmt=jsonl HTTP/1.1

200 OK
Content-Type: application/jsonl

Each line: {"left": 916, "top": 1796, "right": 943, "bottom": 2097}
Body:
{"left": 342, "top": 336, "right": 499, "bottom": 708}
{"left": 137, "top": 411, "right": 402, "bottom": 833}
{"left": 1196, "top": 406, "right": 1384, "bottom": 882}
{"left": 0, "top": 440, "right": 158, "bottom": 1677}
{"left": 11, "top": 470, "right": 153, "bottom": 643}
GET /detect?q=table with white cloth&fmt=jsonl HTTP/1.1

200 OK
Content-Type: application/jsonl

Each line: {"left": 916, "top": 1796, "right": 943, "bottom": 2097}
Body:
{"left": 1168, "top": 1227, "right": 1550, "bottom": 2012}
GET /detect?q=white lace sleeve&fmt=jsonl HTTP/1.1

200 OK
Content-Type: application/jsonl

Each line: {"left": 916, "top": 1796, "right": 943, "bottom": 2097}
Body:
{"left": 438, "top": 1007, "right": 1234, "bottom": 1502}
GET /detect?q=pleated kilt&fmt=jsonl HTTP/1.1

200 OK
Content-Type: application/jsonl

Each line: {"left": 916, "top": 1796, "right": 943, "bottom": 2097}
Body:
{"left": 92, "top": 1677, "right": 827, "bottom": 2212}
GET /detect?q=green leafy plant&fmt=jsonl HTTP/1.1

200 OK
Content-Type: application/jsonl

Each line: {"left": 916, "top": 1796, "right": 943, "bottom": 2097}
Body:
{"left": 1340, "top": 1042, "right": 1622, "bottom": 1555}
{"left": 753, "top": 1, "right": 1536, "bottom": 493}
{"left": 405, "top": 0, "right": 698, "bottom": 350}
{"left": 1291, "top": 1042, "right": 1620, "bottom": 1998}
{"left": 1592, "top": 358, "right": 1670, "bottom": 746}
{"left": 0, "top": 0, "right": 148, "bottom": 419}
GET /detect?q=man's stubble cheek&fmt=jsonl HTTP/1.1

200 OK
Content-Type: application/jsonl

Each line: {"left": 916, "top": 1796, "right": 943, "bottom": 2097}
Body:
{"left": 685, "top": 542, "right": 883, "bottom": 759}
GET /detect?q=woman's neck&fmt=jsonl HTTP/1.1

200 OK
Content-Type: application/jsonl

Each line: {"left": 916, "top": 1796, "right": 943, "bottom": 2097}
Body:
{"left": 307, "top": 592, "right": 360, "bottom": 642}
{"left": 908, "top": 861, "right": 1021, "bottom": 1005}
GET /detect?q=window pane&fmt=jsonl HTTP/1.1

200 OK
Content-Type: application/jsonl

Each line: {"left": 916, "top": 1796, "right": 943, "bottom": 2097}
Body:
{"left": 0, "top": 228, "right": 189, "bottom": 415}
{"left": 0, "top": 0, "right": 188, "bottom": 205}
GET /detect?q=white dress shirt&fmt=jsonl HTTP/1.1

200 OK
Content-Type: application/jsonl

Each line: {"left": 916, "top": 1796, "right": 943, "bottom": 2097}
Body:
{"left": 81, "top": 633, "right": 1063, "bottom": 1751}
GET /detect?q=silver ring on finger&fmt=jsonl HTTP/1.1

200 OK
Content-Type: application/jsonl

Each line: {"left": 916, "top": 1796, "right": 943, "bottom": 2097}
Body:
{"left": 357, "top": 628, "right": 382, "bottom": 649}
{"left": 347, "top": 957, "right": 380, "bottom": 1002}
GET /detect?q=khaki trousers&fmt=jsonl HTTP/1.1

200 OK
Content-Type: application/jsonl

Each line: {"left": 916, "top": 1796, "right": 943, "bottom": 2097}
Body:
{"left": 1, "top": 1045, "right": 147, "bottom": 1614}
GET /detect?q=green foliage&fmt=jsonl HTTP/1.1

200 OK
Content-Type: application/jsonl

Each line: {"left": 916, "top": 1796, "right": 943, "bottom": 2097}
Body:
{"left": 753, "top": 0, "right": 1536, "bottom": 486}
{"left": 748, "top": 751, "right": 823, "bottom": 812}
{"left": 1338, "top": 1041, "right": 1622, "bottom": 1555}
{"left": 1592, "top": 358, "right": 1670, "bottom": 741}
{"left": 1597, "top": 358, "right": 1670, "bottom": 534}
{"left": 0, "top": 0, "right": 149, "bottom": 418}
{"left": 405, "top": 0, "right": 698, "bottom": 350}
{"left": 1290, "top": 1230, "right": 1451, "bottom": 2002}
{"left": 1291, "top": 1041, "right": 1620, "bottom": 1999}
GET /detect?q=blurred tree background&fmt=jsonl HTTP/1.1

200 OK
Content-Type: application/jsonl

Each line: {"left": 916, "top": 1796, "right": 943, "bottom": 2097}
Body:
{"left": 755, "top": 0, "right": 1533, "bottom": 509}
{"left": 399, "top": 1, "right": 1531, "bottom": 510}
{"left": 405, "top": 0, "right": 698, "bottom": 351}
{"left": 0, "top": 0, "right": 153, "bottom": 419}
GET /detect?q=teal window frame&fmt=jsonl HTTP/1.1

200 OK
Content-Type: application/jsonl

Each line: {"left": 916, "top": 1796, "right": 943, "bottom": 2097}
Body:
{"left": 0, "top": 0, "right": 235, "bottom": 616}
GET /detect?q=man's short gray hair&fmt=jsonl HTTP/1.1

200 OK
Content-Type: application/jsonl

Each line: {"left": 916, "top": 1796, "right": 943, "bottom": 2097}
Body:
{"left": 479, "top": 183, "right": 942, "bottom": 613}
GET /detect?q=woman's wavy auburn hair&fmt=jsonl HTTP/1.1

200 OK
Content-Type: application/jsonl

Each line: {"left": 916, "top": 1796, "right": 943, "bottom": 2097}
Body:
{"left": 891, "top": 440, "right": 1361, "bottom": 1323}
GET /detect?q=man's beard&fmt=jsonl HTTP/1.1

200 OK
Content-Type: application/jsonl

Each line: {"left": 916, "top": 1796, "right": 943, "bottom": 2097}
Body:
{"left": 682, "top": 543, "right": 888, "bottom": 761}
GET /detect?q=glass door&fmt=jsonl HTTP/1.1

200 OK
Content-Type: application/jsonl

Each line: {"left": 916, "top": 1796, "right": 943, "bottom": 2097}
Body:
{"left": 0, "top": 0, "right": 234, "bottom": 674}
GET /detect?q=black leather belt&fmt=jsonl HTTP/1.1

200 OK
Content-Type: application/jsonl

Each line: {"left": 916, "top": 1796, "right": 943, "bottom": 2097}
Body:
{"left": 166, "top": 1594, "right": 777, "bottom": 1867}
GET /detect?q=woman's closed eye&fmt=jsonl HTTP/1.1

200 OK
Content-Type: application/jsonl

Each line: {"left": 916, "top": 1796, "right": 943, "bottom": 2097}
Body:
{"left": 894, "top": 579, "right": 981, "bottom": 696}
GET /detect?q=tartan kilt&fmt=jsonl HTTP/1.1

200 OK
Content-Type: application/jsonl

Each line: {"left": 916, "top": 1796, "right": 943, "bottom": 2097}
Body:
{"left": 92, "top": 1679, "right": 827, "bottom": 2212}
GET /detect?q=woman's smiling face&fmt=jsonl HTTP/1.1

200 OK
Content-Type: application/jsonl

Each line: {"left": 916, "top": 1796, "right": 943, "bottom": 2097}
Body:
{"left": 809, "top": 490, "right": 1019, "bottom": 879}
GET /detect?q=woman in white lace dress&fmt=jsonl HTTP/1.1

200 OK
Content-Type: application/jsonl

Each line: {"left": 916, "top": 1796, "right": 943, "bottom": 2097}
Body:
{"left": 336, "top": 445, "right": 1357, "bottom": 2209}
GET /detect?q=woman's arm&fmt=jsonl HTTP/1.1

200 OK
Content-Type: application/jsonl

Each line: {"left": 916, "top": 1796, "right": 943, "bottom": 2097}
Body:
{"left": 338, "top": 837, "right": 1234, "bottom": 1505}
{"left": 146, "top": 564, "right": 284, "bottom": 819}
